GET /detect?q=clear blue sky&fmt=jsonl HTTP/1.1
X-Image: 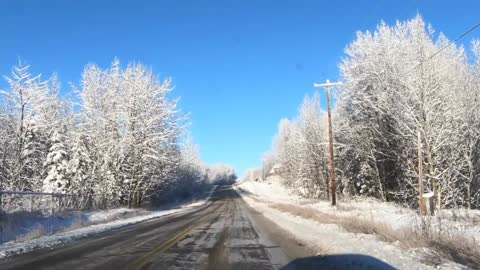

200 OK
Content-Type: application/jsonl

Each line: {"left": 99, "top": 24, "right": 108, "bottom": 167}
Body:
{"left": 1, "top": 0, "right": 479, "bottom": 176}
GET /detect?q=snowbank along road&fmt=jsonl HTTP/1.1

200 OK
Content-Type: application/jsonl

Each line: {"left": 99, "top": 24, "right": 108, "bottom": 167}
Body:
{"left": 0, "top": 185, "right": 396, "bottom": 270}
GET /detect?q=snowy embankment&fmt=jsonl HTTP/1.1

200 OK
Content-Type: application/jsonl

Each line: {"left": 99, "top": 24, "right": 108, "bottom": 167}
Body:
{"left": 236, "top": 180, "right": 479, "bottom": 270}
{"left": 0, "top": 185, "right": 217, "bottom": 258}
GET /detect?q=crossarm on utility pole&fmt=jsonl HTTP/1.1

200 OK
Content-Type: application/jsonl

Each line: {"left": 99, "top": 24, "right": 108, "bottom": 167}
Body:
{"left": 314, "top": 82, "right": 343, "bottom": 88}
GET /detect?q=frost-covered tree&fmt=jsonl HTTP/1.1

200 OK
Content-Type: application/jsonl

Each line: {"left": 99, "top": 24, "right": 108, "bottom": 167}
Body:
{"left": 75, "top": 63, "right": 117, "bottom": 205}
{"left": 173, "top": 136, "right": 206, "bottom": 198}
{"left": 298, "top": 93, "right": 329, "bottom": 198}
{"left": 120, "top": 63, "right": 182, "bottom": 207}
{"left": 457, "top": 40, "right": 480, "bottom": 208}
{"left": 0, "top": 64, "right": 62, "bottom": 191}
{"left": 0, "top": 106, "right": 14, "bottom": 192}
{"left": 67, "top": 134, "right": 94, "bottom": 205}
{"left": 262, "top": 151, "right": 277, "bottom": 180}
{"left": 206, "top": 164, "right": 237, "bottom": 184}
{"left": 272, "top": 93, "right": 329, "bottom": 198}
{"left": 274, "top": 118, "right": 302, "bottom": 188}
{"left": 336, "top": 15, "right": 480, "bottom": 208}
{"left": 244, "top": 168, "right": 263, "bottom": 182}
{"left": 43, "top": 131, "right": 69, "bottom": 193}
{"left": 75, "top": 60, "right": 185, "bottom": 207}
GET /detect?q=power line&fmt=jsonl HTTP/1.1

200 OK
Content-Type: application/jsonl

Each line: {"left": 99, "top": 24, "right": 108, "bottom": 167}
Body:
{"left": 404, "top": 21, "right": 480, "bottom": 76}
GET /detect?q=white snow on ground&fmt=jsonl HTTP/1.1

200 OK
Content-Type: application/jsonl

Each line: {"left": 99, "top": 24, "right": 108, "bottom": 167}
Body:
{"left": 236, "top": 180, "right": 476, "bottom": 270}
{"left": 0, "top": 185, "right": 217, "bottom": 258}
{"left": 237, "top": 180, "right": 480, "bottom": 241}
{"left": 87, "top": 208, "right": 141, "bottom": 223}
{"left": 0, "top": 209, "right": 177, "bottom": 258}
{"left": 238, "top": 176, "right": 303, "bottom": 203}
{"left": 1, "top": 208, "right": 148, "bottom": 245}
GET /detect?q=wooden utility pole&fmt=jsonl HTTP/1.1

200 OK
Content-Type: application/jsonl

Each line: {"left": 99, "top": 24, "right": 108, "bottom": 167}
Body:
{"left": 418, "top": 130, "right": 425, "bottom": 216}
{"left": 314, "top": 80, "right": 342, "bottom": 206}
